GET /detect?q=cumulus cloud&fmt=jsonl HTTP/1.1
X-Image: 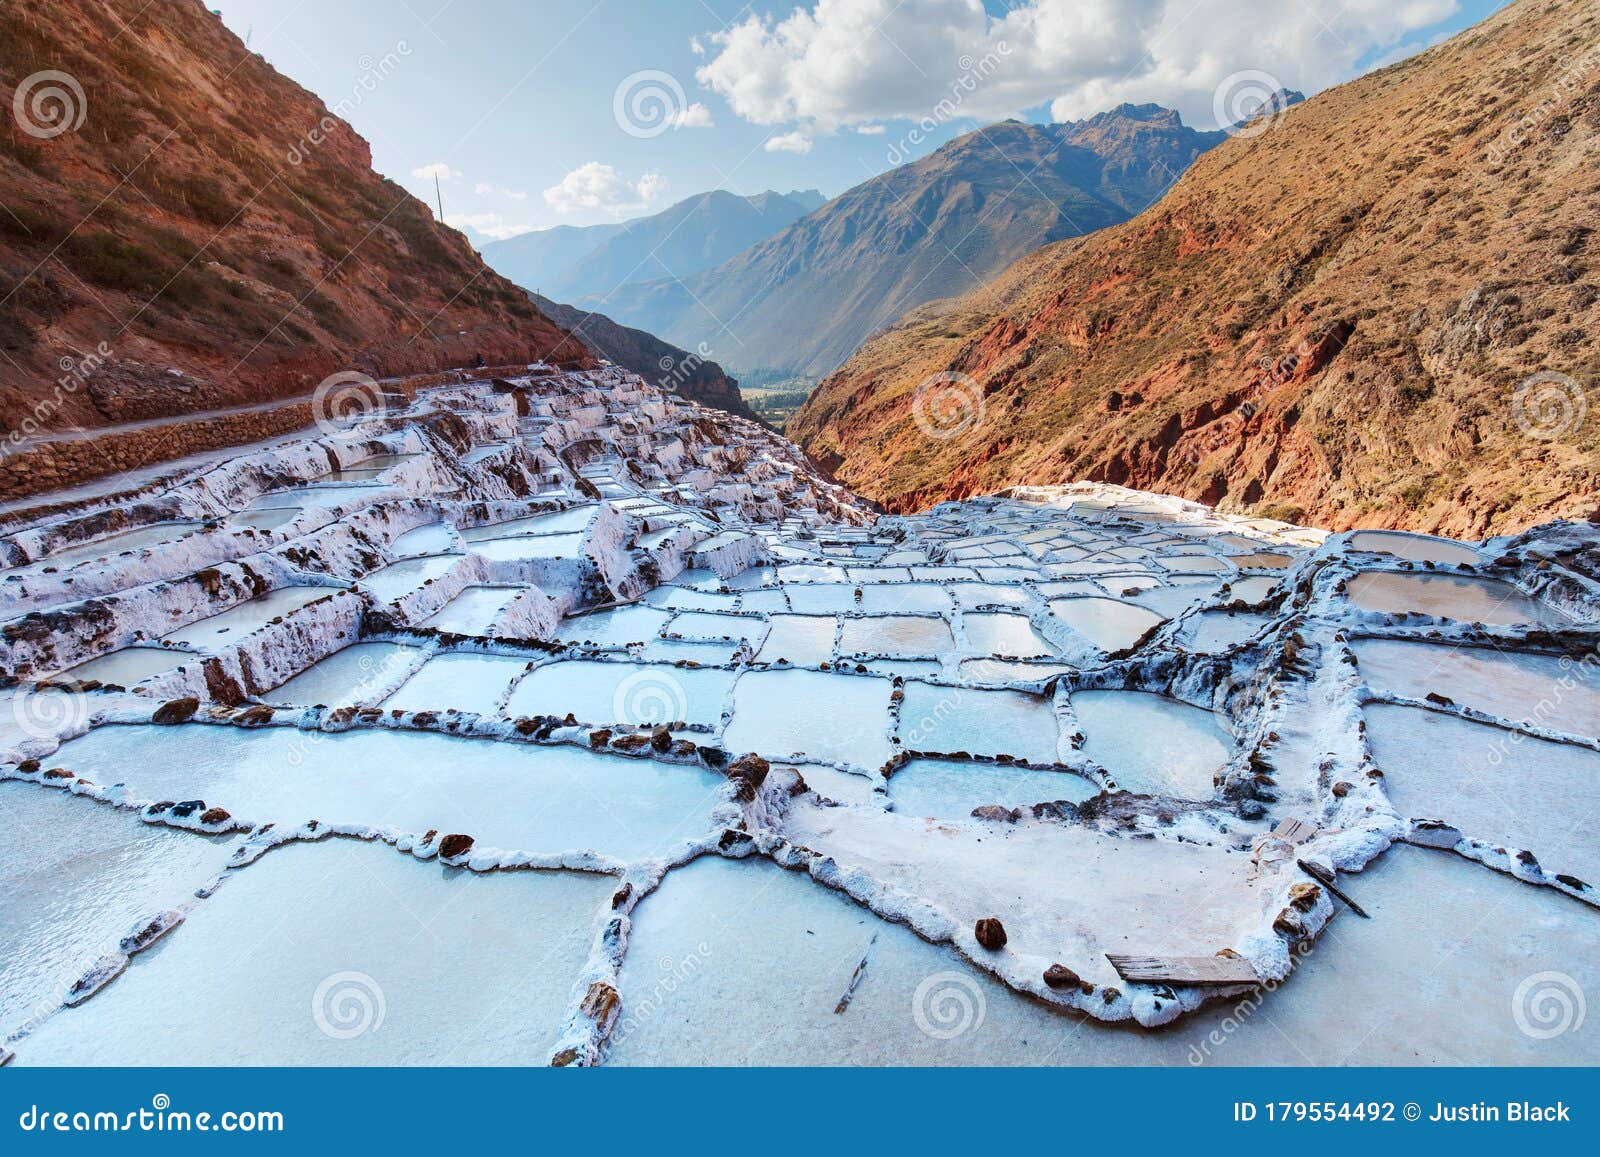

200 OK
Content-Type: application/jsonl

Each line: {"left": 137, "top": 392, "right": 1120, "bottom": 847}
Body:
{"left": 451, "top": 213, "right": 538, "bottom": 241}
{"left": 474, "top": 181, "right": 529, "bottom": 201}
{"left": 542, "top": 162, "right": 667, "bottom": 215}
{"left": 411, "top": 162, "right": 460, "bottom": 182}
{"left": 671, "top": 102, "right": 715, "bottom": 128}
{"left": 695, "top": 0, "right": 1460, "bottom": 132}
{"left": 764, "top": 131, "right": 814, "bottom": 154}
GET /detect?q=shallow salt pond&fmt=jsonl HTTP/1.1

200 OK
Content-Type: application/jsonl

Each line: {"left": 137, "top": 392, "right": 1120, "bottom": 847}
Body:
{"left": 49, "top": 725, "right": 726, "bottom": 860}
{"left": 505, "top": 660, "right": 734, "bottom": 728}
{"left": 12, "top": 839, "right": 612, "bottom": 1065}
{"left": 554, "top": 605, "right": 670, "bottom": 646}
{"left": 854, "top": 584, "right": 949, "bottom": 613}
{"left": 1346, "top": 572, "right": 1561, "bottom": 626}
{"left": 39, "top": 523, "right": 203, "bottom": 568}
{"left": 422, "top": 586, "right": 523, "bottom": 634}
{"left": 889, "top": 758, "right": 1099, "bottom": 818}
{"left": 1353, "top": 638, "right": 1600, "bottom": 737}
{"left": 1364, "top": 703, "right": 1600, "bottom": 884}
{"left": 159, "top": 587, "right": 335, "bottom": 650}
{"left": 0, "top": 782, "right": 237, "bottom": 1039}
{"left": 260, "top": 641, "right": 421, "bottom": 706}
{"left": 1349, "top": 530, "right": 1480, "bottom": 565}
{"left": 1047, "top": 597, "right": 1164, "bottom": 652}
{"left": 782, "top": 584, "right": 858, "bottom": 614}
{"left": 63, "top": 646, "right": 186, "bottom": 686}
{"left": 225, "top": 506, "right": 301, "bottom": 533}
{"left": 753, "top": 615, "right": 835, "bottom": 665}
{"left": 667, "top": 611, "right": 764, "bottom": 643}
{"left": 1173, "top": 611, "right": 1269, "bottom": 653}
{"left": 1227, "top": 575, "right": 1280, "bottom": 603}
{"left": 838, "top": 615, "right": 954, "bottom": 657}
{"left": 637, "top": 638, "right": 740, "bottom": 664}
{"left": 471, "top": 531, "right": 586, "bottom": 561}
{"left": 898, "top": 682, "right": 1059, "bottom": 764}
{"left": 460, "top": 506, "right": 596, "bottom": 542}
{"left": 723, "top": 670, "right": 893, "bottom": 770}
{"left": 390, "top": 523, "right": 456, "bottom": 556}
{"left": 360, "top": 554, "right": 462, "bottom": 602}
{"left": 962, "top": 612, "right": 1054, "bottom": 657}
{"left": 956, "top": 658, "right": 1070, "bottom": 685}
{"left": 1072, "top": 691, "right": 1231, "bottom": 798}
{"left": 382, "top": 653, "right": 530, "bottom": 715}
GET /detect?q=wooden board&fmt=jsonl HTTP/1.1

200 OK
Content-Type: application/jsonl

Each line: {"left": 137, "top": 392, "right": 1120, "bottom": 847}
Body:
{"left": 1273, "top": 816, "right": 1319, "bottom": 845}
{"left": 1105, "top": 954, "right": 1260, "bottom": 986}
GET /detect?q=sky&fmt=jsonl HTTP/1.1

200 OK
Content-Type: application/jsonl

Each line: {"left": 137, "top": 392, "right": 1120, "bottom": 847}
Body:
{"left": 213, "top": 0, "right": 1510, "bottom": 245}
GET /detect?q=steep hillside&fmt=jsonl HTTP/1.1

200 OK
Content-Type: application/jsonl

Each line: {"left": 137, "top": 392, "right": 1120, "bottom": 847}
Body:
{"left": 0, "top": 0, "right": 590, "bottom": 438}
{"left": 600, "top": 106, "right": 1225, "bottom": 379}
{"left": 484, "top": 189, "right": 823, "bottom": 302}
{"left": 795, "top": 0, "right": 1600, "bottom": 538}
{"left": 529, "top": 292, "right": 758, "bottom": 422}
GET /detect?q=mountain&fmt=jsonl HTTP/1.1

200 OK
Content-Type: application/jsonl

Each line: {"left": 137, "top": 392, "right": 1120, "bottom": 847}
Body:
{"left": 0, "top": 0, "right": 594, "bottom": 438}
{"left": 596, "top": 106, "right": 1226, "bottom": 380}
{"left": 529, "top": 293, "right": 759, "bottom": 422}
{"left": 482, "top": 189, "right": 824, "bottom": 301}
{"left": 793, "top": 0, "right": 1600, "bottom": 538}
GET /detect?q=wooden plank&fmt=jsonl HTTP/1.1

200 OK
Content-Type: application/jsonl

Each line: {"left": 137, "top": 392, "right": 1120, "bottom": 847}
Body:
{"left": 1273, "top": 816, "right": 1319, "bottom": 845}
{"left": 1105, "top": 954, "right": 1260, "bottom": 986}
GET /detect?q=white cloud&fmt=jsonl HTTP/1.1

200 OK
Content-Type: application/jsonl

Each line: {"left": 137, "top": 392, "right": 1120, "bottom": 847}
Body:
{"left": 765, "top": 131, "right": 813, "bottom": 154}
{"left": 411, "top": 162, "right": 460, "bottom": 182}
{"left": 542, "top": 162, "right": 667, "bottom": 215}
{"left": 695, "top": 0, "right": 1461, "bottom": 133}
{"left": 451, "top": 212, "right": 538, "bottom": 241}
{"left": 856, "top": 123, "right": 887, "bottom": 135}
{"left": 474, "top": 181, "right": 529, "bottom": 201}
{"left": 671, "top": 101, "right": 715, "bottom": 128}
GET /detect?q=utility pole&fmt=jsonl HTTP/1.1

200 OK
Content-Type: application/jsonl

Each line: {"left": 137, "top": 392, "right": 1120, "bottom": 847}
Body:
{"left": 435, "top": 172, "right": 445, "bottom": 226}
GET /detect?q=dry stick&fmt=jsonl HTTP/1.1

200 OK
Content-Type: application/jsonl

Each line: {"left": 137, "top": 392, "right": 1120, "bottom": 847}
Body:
{"left": 834, "top": 933, "right": 879, "bottom": 1014}
{"left": 1297, "top": 859, "right": 1370, "bottom": 918}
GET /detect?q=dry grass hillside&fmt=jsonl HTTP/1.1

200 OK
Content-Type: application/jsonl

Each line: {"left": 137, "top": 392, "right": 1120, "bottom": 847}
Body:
{"left": 794, "top": 0, "right": 1600, "bottom": 537}
{"left": 0, "top": 0, "right": 590, "bottom": 436}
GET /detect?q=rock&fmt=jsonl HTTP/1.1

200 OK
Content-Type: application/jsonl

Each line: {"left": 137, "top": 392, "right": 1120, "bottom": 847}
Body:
{"left": 549, "top": 1048, "right": 580, "bottom": 1067}
{"left": 974, "top": 917, "right": 1007, "bottom": 951}
{"left": 1406, "top": 819, "right": 1463, "bottom": 849}
{"left": 580, "top": 980, "right": 619, "bottom": 1022}
{"left": 610, "top": 732, "right": 651, "bottom": 752}
{"left": 726, "top": 753, "right": 771, "bottom": 802}
{"left": 1331, "top": 780, "right": 1353, "bottom": 797}
{"left": 650, "top": 725, "right": 672, "bottom": 753}
{"left": 589, "top": 728, "right": 612, "bottom": 748}
{"left": 1273, "top": 909, "right": 1306, "bottom": 939}
{"left": 198, "top": 807, "right": 231, "bottom": 826}
{"left": 438, "top": 833, "right": 474, "bottom": 860}
{"left": 1289, "top": 882, "right": 1321, "bottom": 912}
{"left": 234, "top": 705, "right": 274, "bottom": 725}
{"left": 971, "top": 805, "right": 1018, "bottom": 823}
{"left": 1238, "top": 799, "right": 1267, "bottom": 820}
{"left": 152, "top": 697, "right": 199, "bottom": 725}
{"left": 1043, "top": 963, "right": 1080, "bottom": 989}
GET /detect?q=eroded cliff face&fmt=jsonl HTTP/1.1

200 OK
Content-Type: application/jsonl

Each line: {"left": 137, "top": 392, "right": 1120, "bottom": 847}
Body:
{"left": 0, "top": 0, "right": 591, "bottom": 437}
{"left": 795, "top": 0, "right": 1600, "bottom": 539}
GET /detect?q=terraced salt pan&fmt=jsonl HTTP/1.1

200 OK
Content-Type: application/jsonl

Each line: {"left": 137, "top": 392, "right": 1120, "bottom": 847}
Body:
{"left": 638, "top": 639, "right": 740, "bottom": 664}
{"left": 1228, "top": 552, "right": 1295, "bottom": 569}
{"left": 724, "top": 670, "right": 893, "bottom": 770}
{"left": 158, "top": 587, "right": 334, "bottom": 650}
{"left": 957, "top": 658, "right": 1071, "bottom": 685}
{"left": 1349, "top": 529, "right": 1481, "bottom": 565}
{"left": 898, "top": 682, "right": 1059, "bottom": 765}
{"left": 382, "top": 654, "right": 530, "bottom": 715}
{"left": 962, "top": 612, "right": 1054, "bottom": 658}
{"left": 839, "top": 615, "right": 954, "bottom": 656}
{"left": 1073, "top": 691, "right": 1231, "bottom": 799}
{"left": 1174, "top": 611, "right": 1270, "bottom": 653}
{"left": 667, "top": 611, "right": 763, "bottom": 643}
{"left": 37, "top": 523, "right": 203, "bottom": 568}
{"left": 422, "top": 585, "right": 523, "bottom": 634}
{"left": 360, "top": 554, "right": 462, "bottom": 602}
{"left": 225, "top": 507, "right": 301, "bottom": 533}
{"left": 505, "top": 660, "right": 735, "bottom": 729}
{"left": 1346, "top": 572, "right": 1561, "bottom": 625}
{"left": 63, "top": 646, "right": 185, "bottom": 686}
{"left": 780, "top": 584, "right": 857, "bottom": 615}
{"left": 11, "top": 839, "right": 612, "bottom": 1065}
{"left": 754, "top": 615, "right": 834, "bottom": 665}
{"left": 890, "top": 758, "right": 1099, "bottom": 819}
{"left": 1047, "top": 597, "right": 1164, "bottom": 653}
{"left": 390, "top": 522, "right": 456, "bottom": 556}
{"left": 471, "top": 532, "right": 586, "bottom": 561}
{"left": 1227, "top": 576, "right": 1280, "bottom": 603}
{"left": 49, "top": 725, "right": 726, "bottom": 860}
{"left": 261, "top": 641, "right": 421, "bottom": 706}
{"left": 460, "top": 506, "right": 597, "bottom": 542}
{"left": 1365, "top": 703, "right": 1600, "bottom": 884}
{"left": 1353, "top": 638, "right": 1600, "bottom": 737}
{"left": 555, "top": 605, "right": 670, "bottom": 646}
{"left": 0, "top": 782, "right": 238, "bottom": 1040}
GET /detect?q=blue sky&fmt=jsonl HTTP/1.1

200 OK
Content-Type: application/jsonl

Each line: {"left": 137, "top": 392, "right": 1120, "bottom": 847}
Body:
{"left": 214, "top": 0, "right": 1509, "bottom": 245}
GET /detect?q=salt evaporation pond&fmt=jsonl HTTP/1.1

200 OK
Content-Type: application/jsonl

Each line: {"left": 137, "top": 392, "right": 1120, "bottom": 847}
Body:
{"left": 422, "top": 585, "right": 523, "bottom": 634}
{"left": 1345, "top": 572, "right": 1559, "bottom": 625}
{"left": 158, "top": 587, "right": 334, "bottom": 649}
{"left": 554, "top": 605, "right": 670, "bottom": 646}
{"left": 898, "top": 682, "right": 1060, "bottom": 765}
{"left": 382, "top": 654, "right": 530, "bottom": 715}
{"left": 1349, "top": 529, "right": 1481, "bottom": 565}
{"left": 889, "top": 758, "right": 1099, "bottom": 819}
{"left": 0, "top": 782, "right": 237, "bottom": 1040}
{"left": 360, "top": 554, "right": 461, "bottom": 602}
{"left": 36, "top": 523, "right": 203, "bottom": 568}
{"left": 1354, "top": 638, "right": 1600, "bottom": 737}
{"left": 63, "top": 646, "right": 186, "bottom": 686}
{"left": 723, "top": 669, "right": 893, "bottom": 769}
{"left": 1173, "top": 610, "right": 1269, "bottom": 653}
{"left": 839, "top": 615, "right": 953, "bottom": 656}
{"left": 962, "top": 612, "right": 1054, "bottom": 657}
{"left": 1072, "top": 691, "right": 1231, "bottom": 798}
{"left": 504, "top": 660, "right": 735, "bottom": 729}
{"left": 753, "top": 615, "right": 834, "bottom": 665}
{"left": 471, "top": 532, "right": 586, "bottom": 561}
{"left": 48, "top": 724, "right": 726, "bottom": 860}
{"left": 783, "top": 584, "right": 858, "bottom": 614}
{"left": 858, "top": 584, "right": 951, "bottom": 613}
{"left": 12, "top": 839, "right": 611, "bottom": 1065}
{"left": 1364, "top": 703, "right": 1600, "bottom": 884}
{"left": 390, "top": 522, "right": 456, "bottom": 556}
{"left": 459, "top": 506, "right": 596, "bottom": 541}
{"left": 1047, "top": 597, "right": 1164, "bottom": 652}
{"left": 261, "top": 641, "right": 420, "bottom": 706}
{"left": 225, "top": 507, "right": 301, "bottom": 532}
